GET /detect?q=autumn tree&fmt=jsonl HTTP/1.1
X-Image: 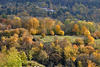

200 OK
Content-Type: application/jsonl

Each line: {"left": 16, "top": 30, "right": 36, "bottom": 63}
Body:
{"left": 84, "top": 30, "right": 91, "bottom": 37}
{"left": 45, "top": 18, "right": 55, "bottom": 30}
{"left": 50, "top": 30, "right": 54, "bottom": 36}
{"left": 55, "top": 25, "right": 61, "bottom": 34}
{"left": 12, "top": 17, "right": 22, "bottom": 28}
{"left": 64, "top": 45, "right": 77, "bottom": 61}
{"left": 30, "top": 28, "right": 36, "bottom": 35}
{"left": 84, "top": 36, "right": 94, "bottom": 45}
{"left": 80, "top": 26, "right": 87, "bottom": 35}
{"left": 28, "top": 18, "right": 39, "bottom": 29}
{"left": 58, "top": 30, "right": 64, "bottom": 36}
{"left": 72, "top": 24, "right": 80, "bottom": 35}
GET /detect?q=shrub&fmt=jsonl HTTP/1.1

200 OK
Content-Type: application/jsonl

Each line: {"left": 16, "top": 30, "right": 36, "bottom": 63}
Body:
{"left": 3, "top": 30, "right": 11, "bottom": 36}
{"left": 11, "top": 28, "right": 20, "bottom": 35}
{"left": 37, "top": 50, "right": 49, "bottom": 64}
{"left": 75, "top": 38, "right": 84, "bottom": 46}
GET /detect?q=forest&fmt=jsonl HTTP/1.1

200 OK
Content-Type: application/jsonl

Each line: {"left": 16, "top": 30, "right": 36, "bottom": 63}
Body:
{"left": 0, "top": 0, "right": 100, "bottom": 67}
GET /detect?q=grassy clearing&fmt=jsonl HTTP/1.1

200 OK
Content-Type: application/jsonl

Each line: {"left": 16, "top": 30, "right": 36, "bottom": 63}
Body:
{"left": 34, "top": 35, "right": 83, "bottom": 43}
{"left": 34, "top": 35, "right": 100, "bottom": 45}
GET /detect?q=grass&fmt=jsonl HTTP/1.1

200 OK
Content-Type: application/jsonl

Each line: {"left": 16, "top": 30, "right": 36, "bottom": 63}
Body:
{"left": 34, "top": 35, "right": 83, "bottom": 43}
{"left": 34, "top": 35, "right": 100, "bottom": 45}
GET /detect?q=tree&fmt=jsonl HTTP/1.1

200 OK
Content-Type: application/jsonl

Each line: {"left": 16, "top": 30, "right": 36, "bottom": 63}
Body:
{"left": 64, "top": 45, "right": 77, "bottom": 61}
{"left": 0, "top": 47, "right": 22, "bottom": 67}
{"left": 58, "top": 30, "right": 64, "bottom": 36}
{"left": 75, "top": 38, "right": 84, "bottom": 46}
{"left": 72, "top": 24, "right": 80, "bottom": 35}
{"left": 50, "top": 30, "right": 54, "bottom": 36}
{"left": 37, "top": 50, "right": 49, "bottom": 64}
{"left": 30, "top": 28, "right": 36, "bottom": 35}
{"left": 84, "top": 30, "right": 91, "bottom": 37}
{"left": 55, "top": 25, "right": 61, "bottom": 34}
{"left": 20, "top": 51, "right": 27, "bottom": 64}
{"left": 28, "top": 18, "right": 39, "bottom": 29}
{"left": 80, "top": 26, "right": 87, "bottom": 35}
{"left": 84, "top": 36, "right": 94, "bottom": 45}
{"left": 45, "top": 18, "right": 55, "bottom": 30}
{"left": 13, "top": 17, "right": 22, "bottom": 28}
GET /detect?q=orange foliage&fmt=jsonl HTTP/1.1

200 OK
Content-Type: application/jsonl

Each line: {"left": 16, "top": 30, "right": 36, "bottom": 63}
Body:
{"left": 87, "top": 36, "right": 94, "bottom": 44}
{"left": 50, "top": 30, "right": 54, "bottom": 36}
{"left": 80, "top": 26, "right": 87, "bottom": 35}
{"left": 84, "top": 30, "right": 91, "bottom": 37}
{"left": 72, "top": 24, "right": 80, "bottom": 35}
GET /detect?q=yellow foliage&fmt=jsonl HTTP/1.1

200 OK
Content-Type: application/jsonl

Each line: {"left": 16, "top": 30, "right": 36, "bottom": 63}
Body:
{"left": 13, "top": 17, "right": 21, "bottom": 21}
{"left": 87, "top": 60, "right": 96, "bottom": 67}
{"left": 71, "top": 57, "right": 76, "bottom": 62}
{"left": 87, "top": 36, "right": 94, "bottom": 44}
{"left": 39, "top": 43, "right": 43, "bottom": 49}
{"left": 88, "top": 22, "right": 93, "bottom": 25}
{"left": 55, "top": 25, "right": 61, "bottom": 34}
{"left": 64, "top": 46, "right": 77, "bottom": 59}
{"left": 50, "top": 30, "right": 54, "bottom": 36}
{"left": 58, "top": 30, "right": 64, "bottom": 36}
{"left": 28, "top": 18, "right": 39, "bottom": 29}
{"left": 84, "top": 30, "right": 91, "bottom": 37}
{"left": 45, "top": 18, "right": 55, "bottom": 30}
{"left": 30, "top": 28, "right": 36, "bottom": 35}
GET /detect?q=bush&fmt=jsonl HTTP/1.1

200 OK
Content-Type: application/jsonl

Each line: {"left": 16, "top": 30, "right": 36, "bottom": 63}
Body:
{"left": 37, "top": 50, "right": 49, "bottom": 64}
{"left": 75, "top": 38, "right": 84, "bottom": 46}
{"left": 3, "top": 30, "right": 11, "bottom": 36}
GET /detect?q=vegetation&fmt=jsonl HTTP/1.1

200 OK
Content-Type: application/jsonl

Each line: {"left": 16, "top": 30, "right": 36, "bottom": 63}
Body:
{"left": 0, "top": 0, "right": 100, "bottom": 67}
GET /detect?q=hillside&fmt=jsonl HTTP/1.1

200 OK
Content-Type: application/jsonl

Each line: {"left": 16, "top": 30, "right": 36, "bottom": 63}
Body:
{"left": 0, "top": 0, "right": 100, "bottom": 22}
